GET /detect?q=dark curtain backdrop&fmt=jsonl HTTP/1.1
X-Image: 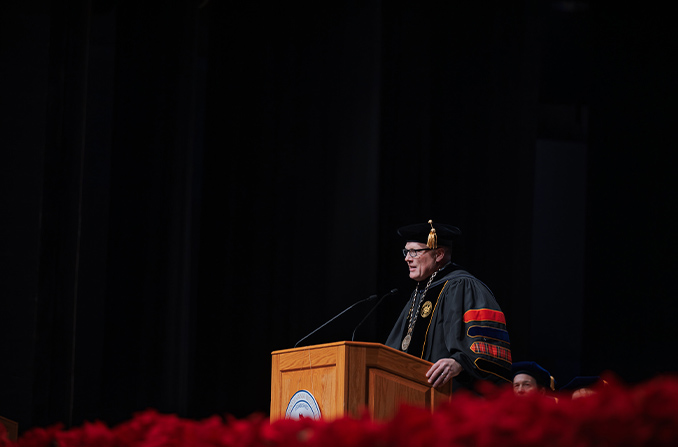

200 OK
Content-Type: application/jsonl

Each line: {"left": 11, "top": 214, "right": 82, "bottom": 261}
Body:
{"left": 1, "top": 0, "right": 676, "bottom": 434}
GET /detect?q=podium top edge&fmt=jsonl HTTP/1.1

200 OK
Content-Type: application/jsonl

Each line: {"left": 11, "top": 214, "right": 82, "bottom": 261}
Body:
{"left": 271, "top": 341, "right": 385, "bottom": 355}
{"left": 271, "top": 341, "right": 431, "bottom": 366}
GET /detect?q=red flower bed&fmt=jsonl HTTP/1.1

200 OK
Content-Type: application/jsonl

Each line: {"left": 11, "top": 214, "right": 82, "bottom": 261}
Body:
{"left": 3, "top": 373, "right": 678, "bottom": 447}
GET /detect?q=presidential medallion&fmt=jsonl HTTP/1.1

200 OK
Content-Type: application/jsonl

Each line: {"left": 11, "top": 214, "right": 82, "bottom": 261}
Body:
{"left": 401, "top": 334, "right": 411, "bottom": 351}
{"left": 421, "top": 301, "right": 433, "bottom": 318}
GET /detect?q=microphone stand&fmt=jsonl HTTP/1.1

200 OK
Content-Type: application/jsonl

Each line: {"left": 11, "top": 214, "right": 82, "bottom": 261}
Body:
{"left": 351, "top": 289, "right": 398, "bottom": 341}
{"left": 294, "top": 294, "right": 378, "bottom": 348}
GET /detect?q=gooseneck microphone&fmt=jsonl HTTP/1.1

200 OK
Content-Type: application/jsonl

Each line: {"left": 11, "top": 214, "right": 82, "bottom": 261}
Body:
{"left": 351, "top": 289, "right": 398, "bottom": 341}
{"left": 293, "top": 294, "right": 378, "bottom": 348}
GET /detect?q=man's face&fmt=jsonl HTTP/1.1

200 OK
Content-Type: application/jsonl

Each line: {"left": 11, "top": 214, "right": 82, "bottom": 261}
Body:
{"left": 513, "top": 373, "right": 540, "bottom": 396}
{"left": 404, "top": 242, "right": 439, "bottom": 282}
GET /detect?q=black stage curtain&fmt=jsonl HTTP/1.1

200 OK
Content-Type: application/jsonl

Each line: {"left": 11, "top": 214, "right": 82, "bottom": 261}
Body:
{"left": 1, "top": 0, "right": 676, "bottom": 434}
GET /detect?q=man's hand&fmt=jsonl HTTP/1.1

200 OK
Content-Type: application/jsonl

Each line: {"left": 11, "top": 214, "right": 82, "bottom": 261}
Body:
{"left": 426, "top": 358, "right": 463, "bottom": 388}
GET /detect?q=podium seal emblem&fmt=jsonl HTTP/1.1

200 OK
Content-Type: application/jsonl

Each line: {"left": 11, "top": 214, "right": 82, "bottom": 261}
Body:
{"left": 284, "top": 390, "right": 322, "bottom": 420}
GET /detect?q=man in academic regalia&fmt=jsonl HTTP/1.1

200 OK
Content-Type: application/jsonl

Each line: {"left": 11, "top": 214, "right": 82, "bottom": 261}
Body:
{"left": 511, "top": 361, "right": 556, "bottom": 396}
{"left": 385, "top": 220, "right": 512, "bottom": 391}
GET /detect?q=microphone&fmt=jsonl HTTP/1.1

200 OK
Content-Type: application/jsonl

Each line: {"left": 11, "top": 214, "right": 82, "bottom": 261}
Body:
{"left": 351, "top": 289, "right": 398, "bottom": 341}
{"left": 294, "top": 294, "right": 378, "bottom": 348}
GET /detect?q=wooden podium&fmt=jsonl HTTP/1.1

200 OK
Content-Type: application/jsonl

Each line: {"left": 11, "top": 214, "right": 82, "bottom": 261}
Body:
{"left": 270, "top": 341, "right": 451, "bottom": 421}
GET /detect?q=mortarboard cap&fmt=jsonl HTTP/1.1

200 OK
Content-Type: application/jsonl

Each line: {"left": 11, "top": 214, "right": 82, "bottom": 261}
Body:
{"left": 512, "top": 361, "right": 555, "bottom": 390}
{"left": 398, "top": 220, "right": 461, "bottom": 249}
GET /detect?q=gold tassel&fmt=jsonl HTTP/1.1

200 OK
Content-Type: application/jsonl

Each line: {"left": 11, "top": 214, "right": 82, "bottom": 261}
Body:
{"left": 427, "top": 220, "right": 437, "bottom": 249}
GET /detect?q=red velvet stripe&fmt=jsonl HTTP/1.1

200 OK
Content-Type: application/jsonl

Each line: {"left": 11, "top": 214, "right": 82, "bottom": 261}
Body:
{"left": 463, "top": 308, "right": 506, "bottom": 325}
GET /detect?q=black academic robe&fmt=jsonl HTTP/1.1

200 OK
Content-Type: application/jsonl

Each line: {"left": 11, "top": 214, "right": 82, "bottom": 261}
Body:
{"left": 385, "top": 264, "right": 512, "bottom": 390}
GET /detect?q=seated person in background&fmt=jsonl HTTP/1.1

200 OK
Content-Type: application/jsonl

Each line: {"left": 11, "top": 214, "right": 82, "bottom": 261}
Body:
{"left": 512, "top": 361, "right": 556, "bottom": 396}
{"left": 560, "top": 376, "right": 603, "bottom": 399}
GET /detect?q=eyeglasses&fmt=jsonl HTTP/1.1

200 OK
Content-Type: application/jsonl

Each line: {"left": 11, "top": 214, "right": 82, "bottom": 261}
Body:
{"left": 402, "top": 248, "right": 432, "bottom": 258}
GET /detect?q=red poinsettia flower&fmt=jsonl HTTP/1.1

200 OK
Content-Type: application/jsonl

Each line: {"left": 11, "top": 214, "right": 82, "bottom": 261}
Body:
{"left": 219, "top": 413, "right": 279, "bottom": 447}
{"left": 381, "top": 404, "right": 436, "bottom": 447}
{"left": 54, "top": 421, "right": 114, "bottom": 447}
{"left": 7, "top": 374, "right": 678, "bottom": 447}
{"left": 263, "top": 416, "right": 318, "bottom": 447}
{"left": 305, "top": 413, "right": 384, "bottom": 447}
{"left": 13, "top": 424, "right": 64, "bottom": 447}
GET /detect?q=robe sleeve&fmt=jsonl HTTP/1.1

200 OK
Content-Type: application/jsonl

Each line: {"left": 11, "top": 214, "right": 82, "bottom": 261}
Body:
{"left": 442, "top": 276, "right": 512, "bottom": 384}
